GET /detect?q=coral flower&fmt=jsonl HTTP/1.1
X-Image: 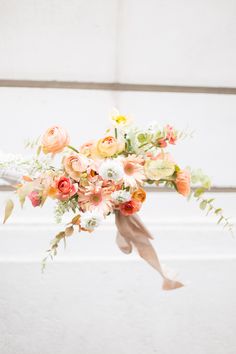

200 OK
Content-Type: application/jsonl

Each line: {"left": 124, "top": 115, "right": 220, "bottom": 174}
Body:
{"left": 175, "top": 170, "right": 191, "bottom": 196}
{"left": 119, "top": 199, "right": 142, "bottom": 216}
{"left": 55, "top": 176, "right": 78, "bottom": 201}
{"left": 122, "top": 155, "right": 145, "bottom": 188}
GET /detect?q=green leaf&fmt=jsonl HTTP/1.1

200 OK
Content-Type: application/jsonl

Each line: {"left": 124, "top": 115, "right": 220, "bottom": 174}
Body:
{"left": 3, "top": 199, "right": 14, "bottom": 224}
{"left": 206, "top": 205, "right": 213, "bottom": 215}
{"left": 194, "top": 188, "right": 205, "bottom": 198}
{"left": 174, "top": 165, "right": 181, "bottom": 172}
{"left": 215, "top": 208, "right": 222, "bottom": 215}
{"left": 200, "top": 200, "right": 207, "bottom": 210}
{"left": 36, "top": 145, "right": 41, "bottom": 156}
{"left": 217, "top": 216, "right": 224, "bottom": 224}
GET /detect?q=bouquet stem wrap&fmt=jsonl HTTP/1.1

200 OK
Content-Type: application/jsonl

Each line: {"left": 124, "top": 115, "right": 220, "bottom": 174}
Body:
{"left": 115, "top": 211, "right": 184, "bottom": 291}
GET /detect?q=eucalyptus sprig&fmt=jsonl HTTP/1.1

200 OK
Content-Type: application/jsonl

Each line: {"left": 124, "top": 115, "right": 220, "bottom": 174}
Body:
{"left": 192, "top": 187, "right": 234, "bottom": 235}
{"left": 188, "top": 167, "right": 234, "bottom": 235}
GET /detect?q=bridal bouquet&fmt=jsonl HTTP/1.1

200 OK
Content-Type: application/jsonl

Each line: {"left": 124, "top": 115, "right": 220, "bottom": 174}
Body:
{"left": 2, "top": 111, "right": 233, "bottom": 290}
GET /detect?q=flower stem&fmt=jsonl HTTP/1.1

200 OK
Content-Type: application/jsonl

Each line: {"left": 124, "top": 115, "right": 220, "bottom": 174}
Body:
{"left": 67, "top": 145, "right": 79, "bottom": 153}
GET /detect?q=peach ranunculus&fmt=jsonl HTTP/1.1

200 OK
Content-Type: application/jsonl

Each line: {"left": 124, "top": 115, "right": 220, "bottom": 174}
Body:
{"left": 41, "top": 126, "right": 69, "bottom": 155}
{"left": 175, "top": 170, "right": 191, "bottom": 196}
{"left": 132, "top": 188, "right": 146, "bottom": 203}
{"left": 119, "top": 199, "right": 142, "bottom": 216}
{"left": 95, "top": 136, "right": 119, "bottom": 158}
{"left": 63, "top": 153, "right": 90, "bottom": 181}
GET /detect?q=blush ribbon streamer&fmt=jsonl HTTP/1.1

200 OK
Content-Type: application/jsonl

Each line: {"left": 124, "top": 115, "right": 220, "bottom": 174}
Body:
{"left": 115, "top": 211, "right": 184, "bottom": 291}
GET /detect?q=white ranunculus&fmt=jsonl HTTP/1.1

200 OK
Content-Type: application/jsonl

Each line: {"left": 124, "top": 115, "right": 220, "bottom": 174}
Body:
{"left": 99, "top": 159, "right": 124, "bottom": 182}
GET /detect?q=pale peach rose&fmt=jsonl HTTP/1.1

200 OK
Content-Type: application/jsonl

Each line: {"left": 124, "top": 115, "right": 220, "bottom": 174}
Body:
{"left": 175, "top": 170, "right": 191, "bottom": 196}
{"left": 95, "top": 136, "right": 119, "bottom": 158}
{"left": 41, "top": 126, "right": 69, "bottom": 155}
{"left": 80, "top": 141, "right": 95, "bottom": 157}
{"left": 63, "top": 153, "right": 90, "bottom": 181}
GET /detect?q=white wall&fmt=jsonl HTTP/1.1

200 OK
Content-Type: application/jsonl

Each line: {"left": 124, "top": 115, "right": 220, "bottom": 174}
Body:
{"left": 0, "top": 0, "right": 236, "bottom": 86}
{"left": 0, "top": 1, "right": 236, "bottom": 354}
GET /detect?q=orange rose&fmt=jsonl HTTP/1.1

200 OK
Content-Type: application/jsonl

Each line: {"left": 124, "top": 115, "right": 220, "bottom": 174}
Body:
{"left": 95, "top": 136, "right": 119, "bottom": 158}
{"left": 175, "top": 170, "right": 191, "bottom": 196}
{"left": 132, "top": 188, "right": 146, "bottom": 203}
{"left": 41, "top": 126, "right": 69, "bottom": 155}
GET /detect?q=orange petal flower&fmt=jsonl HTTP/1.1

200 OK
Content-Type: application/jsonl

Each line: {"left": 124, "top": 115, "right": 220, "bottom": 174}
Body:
{"left": 132, "top": 188, "right": 146, "bottom": 203}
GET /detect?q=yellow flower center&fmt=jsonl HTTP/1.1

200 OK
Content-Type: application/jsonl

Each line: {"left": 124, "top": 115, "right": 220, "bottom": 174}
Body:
{"left": 113, "top": 115, "right": 127, "bottom": 125}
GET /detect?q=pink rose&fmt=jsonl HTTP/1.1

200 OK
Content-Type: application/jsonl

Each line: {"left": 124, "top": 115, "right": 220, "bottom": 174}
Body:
{"left": 41, "top": 126, "right": 69, "bottom": 155}
{"left": 56, "top": 176, "right": 77, "bottom": 201}
{"left": 175, "top": 170, "right": 191, "bottom": 196}
{"left": 165, "top": 125, "right": 177, "bottom": 145}
{"left": 28, "top": 191, "right": 41, "bottom": 207}
{"left": 63, "top": 154, "right": 90, "bottom": 181}
{"left": 119, "top": 199, "right": 142, "bottom": 216}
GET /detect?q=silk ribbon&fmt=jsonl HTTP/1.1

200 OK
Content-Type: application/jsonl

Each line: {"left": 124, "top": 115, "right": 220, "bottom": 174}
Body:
{"left": 115, "top": 211, "right": 184, "bottom": 290}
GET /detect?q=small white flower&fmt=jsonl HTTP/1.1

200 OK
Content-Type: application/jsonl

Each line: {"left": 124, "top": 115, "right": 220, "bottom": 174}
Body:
{"left": 110, "top": 108, "right": 132, "bottom": 128}
{"left": 80, "top": 210, "right": 103, "bottom": 231}
{"left": 111, "top": 190, "right": 131, "bottom": 203}
{"left": 99, "top": 159, "right": 124, "bottom": 182}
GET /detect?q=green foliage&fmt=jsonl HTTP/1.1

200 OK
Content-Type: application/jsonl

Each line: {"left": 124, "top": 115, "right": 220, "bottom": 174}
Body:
{"left": 192, "top": 190, "right": 234, "bottom": 235}
{"left": 54, "top": 198, "right": 79, "bottom": 223}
